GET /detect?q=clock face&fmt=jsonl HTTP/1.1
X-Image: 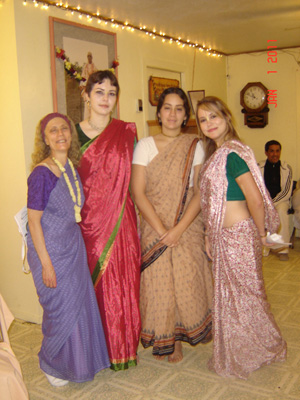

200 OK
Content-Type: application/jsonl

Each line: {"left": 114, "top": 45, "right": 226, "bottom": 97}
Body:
{"left": 243, "top": 86, "right": 266, "bottom": 110}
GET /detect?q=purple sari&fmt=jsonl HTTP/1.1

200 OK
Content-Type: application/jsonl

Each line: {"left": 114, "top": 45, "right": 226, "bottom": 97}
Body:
{"left": 27, "top": 163, "right": 110, "bottom": 382}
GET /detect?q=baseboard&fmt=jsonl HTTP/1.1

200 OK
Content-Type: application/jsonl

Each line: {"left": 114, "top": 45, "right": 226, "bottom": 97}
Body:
{"left": 11, "top": 307, "right": 43, "bottom": 324}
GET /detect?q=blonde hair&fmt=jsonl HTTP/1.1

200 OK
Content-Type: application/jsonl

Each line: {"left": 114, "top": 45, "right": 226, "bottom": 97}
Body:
{"left": 31, "top": 115, "right": 81, "bottom": 171}
{"left": 196, "top": 96, "right": 240, "bottom": 161}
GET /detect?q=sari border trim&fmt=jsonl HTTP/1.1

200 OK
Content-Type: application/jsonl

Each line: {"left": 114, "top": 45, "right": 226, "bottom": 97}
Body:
{"left": 110, "top": 358, "right": 137, "bottom": 371}
{"left": 141, "top": 315, "right": 212, "bottom": 348}
{"left": 79, "top": 119, "right": 115, "bottom": 154}
{"left": 141, "top": 320, "right": 212, "bottom": 355}
{"left": 92, "top": 197, "right": 127, "bottom": 286}
{"left": 141, "top": 240, "right": 167, "bottom": 272}
{"left": 80, "top": 134, "right": 98, "bottom": 154}
{"left": 141, "top": 137, "right": 199, "bottom": 272}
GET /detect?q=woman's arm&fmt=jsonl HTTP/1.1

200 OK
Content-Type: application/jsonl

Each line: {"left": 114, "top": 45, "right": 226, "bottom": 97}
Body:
{"left": 27, "top": 209, "right": 57, "bottom": 288}
{"left": 235, "top": 171, "right": 270, "bottom": 246}
{"left": 130, "top": 164, "right": 167, "bottom": 237}
{"left": 160, "top": 164, "right": 202, "bottom": 247}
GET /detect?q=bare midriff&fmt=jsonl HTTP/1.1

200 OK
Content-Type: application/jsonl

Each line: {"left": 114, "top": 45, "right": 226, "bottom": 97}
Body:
{"left": 223, "top": 200, "right": 250, "bottom": 228}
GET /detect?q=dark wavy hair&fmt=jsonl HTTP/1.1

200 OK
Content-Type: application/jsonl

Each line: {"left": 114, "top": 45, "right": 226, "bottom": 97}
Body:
{"left": 196, "top": 96, "right": 240, "bottom": 161}
{"left": 85, "top": 70, "right": 120, "bottom": 97}
{"left": 156, "top": 87, "right": 190, "bottom": 128}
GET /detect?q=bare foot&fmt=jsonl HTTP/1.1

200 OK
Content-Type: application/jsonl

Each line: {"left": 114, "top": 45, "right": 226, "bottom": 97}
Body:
{"left": 154, "top": 354, "right": 166, "bottom": 361}
{"left": 136, "top": 354, "right": 140, "bottom": 364}
{"left": 168, "top": 341, "right": 183, "bottom": 363}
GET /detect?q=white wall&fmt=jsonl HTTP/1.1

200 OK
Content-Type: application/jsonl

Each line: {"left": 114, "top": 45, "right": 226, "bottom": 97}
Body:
{"left": 14, "top": 1, "right": 227, "bottom": 174}
{"left": 1, "top": 0, "right": 226, "bottom": 322}
{"left": 226, "top": 49, "right": 300, "bottom": 180}
{"left": 2, "top": 0, "right": 299, "bottom": 323}
{"left": 0, "top": 0, "right": 43, "bottom": 323}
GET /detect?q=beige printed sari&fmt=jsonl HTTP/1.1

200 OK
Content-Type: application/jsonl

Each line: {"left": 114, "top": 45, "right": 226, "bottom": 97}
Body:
{"left": 140, "top": 134, "right": 213, "bottom": 356}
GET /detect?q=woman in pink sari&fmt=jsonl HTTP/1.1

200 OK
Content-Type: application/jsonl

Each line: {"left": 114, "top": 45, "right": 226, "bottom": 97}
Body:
{"left": 197, "top": 96, "right": 287, "bottom": 379}
{"left": 76, "top": 70, "right": 141, "bottom": 371}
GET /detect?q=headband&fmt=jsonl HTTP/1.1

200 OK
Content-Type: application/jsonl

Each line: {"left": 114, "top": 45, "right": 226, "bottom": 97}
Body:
{"left": 40, "top": 112, "right": 71, "bottom": 142}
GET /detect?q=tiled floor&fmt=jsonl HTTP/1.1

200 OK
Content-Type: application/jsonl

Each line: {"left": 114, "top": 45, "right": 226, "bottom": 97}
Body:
{"left": 9, "top": 240, "right": 300, "bottom": 399}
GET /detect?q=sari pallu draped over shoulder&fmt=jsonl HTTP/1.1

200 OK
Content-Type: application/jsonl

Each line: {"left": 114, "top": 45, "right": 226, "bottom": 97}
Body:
{"left": 200, "top": 140, "right": 280, "bottom": 242}
{"left": 77, "top": 119, "right": 141, "bottom": 371}
{"left": 27, "top": 163, "right": 110, "bottom": 382}
{"left": 140, "top": 134, "right": 213, "bottom": 356}
{"left": 199, "top": 140, "right": 286, "bottom": 379}
{"left": 141, "top": 136, "right": 198, "bottom": 271}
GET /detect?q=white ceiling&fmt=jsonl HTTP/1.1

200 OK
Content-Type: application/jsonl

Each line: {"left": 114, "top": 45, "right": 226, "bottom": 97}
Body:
{"left": 80, "top": 0, "right": 300, "bottom": 54}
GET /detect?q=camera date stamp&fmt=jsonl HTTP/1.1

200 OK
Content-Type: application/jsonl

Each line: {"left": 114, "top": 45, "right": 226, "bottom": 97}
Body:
{"left": 267, "top": 40, "right": 277, "bottom": 108}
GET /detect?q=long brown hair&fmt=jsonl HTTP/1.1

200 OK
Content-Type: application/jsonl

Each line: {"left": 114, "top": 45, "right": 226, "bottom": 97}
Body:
{"left": 196, "top": 96, "right": 240, "bottom": 161}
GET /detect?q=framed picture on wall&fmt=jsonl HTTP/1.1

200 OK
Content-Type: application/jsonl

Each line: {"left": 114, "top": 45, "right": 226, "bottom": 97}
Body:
{"left": 148, "top": 76, "right": 180, "bottom": 106}
{"left": 49, "top": 17, "right": 117, "bottom": 124}
{"left": 188, "top": 90, "right": 205, "bottom": 116}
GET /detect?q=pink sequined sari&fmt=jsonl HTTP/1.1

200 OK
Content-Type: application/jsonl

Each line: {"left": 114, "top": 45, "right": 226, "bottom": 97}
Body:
{"left": 199, "top": 140, "right": 287, "bottom": 379}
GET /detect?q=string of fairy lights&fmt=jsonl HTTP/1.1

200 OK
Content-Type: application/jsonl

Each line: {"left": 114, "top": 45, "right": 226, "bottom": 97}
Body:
{"left": 23, "top": 0, "right": 224, "bottom": 58}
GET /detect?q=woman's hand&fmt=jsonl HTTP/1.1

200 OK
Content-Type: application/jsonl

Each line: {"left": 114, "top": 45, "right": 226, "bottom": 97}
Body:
{"left": 28, "top": 208, "right": 57, "bottom": 289}
{"left": 160, "top": 226, "right": 183, "bottom": 247}
{"left": 205, "top": 236, "right": 212, "bottom": 260}
{"left": 159, "top": 165, "right": 203, "bottom": 248}
{"left": 42, "top": 263, "right": 57, "bottom": 288}
{"left": 260, "top": 235, "right": 274, "bottom": 248}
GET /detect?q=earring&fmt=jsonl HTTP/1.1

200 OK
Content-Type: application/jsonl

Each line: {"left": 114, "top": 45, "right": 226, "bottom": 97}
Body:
{"left": 182, "top": 120, "right": 187, "bottom": 127}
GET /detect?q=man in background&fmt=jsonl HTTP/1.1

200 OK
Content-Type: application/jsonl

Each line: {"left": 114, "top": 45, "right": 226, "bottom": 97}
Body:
{"left": 259, "top": 140, "right": 293, "bottom": 261}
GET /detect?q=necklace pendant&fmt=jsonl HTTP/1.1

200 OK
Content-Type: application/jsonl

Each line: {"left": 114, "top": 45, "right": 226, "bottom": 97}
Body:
{"left": 88, "top": 117, "right": 112, "bottom": 134}
{"left": 74, "top": 205, "right": 81, "bottom": 223}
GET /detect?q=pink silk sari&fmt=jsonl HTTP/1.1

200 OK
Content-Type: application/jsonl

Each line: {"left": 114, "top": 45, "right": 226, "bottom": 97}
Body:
{"left": 199, "top": 140, "right": 287, "bottom": 379}
{"left": 77, "top": 119, "right": 141, "bottom": 371}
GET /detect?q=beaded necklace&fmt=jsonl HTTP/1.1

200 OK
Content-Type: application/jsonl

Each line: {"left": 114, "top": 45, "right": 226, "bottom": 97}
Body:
{"left": 52, "top": 157, "right": 82, "bottom": 223}
{"left": 88, "top": 116, "right": 112, "bottom": 134}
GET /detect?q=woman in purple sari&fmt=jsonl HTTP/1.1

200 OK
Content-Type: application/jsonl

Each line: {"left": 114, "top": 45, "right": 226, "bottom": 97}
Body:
{"left": 197, "top": 97, "right": 286, "bottom": 379}
{"left": 27, "top": 113, "right": 110, "bottom": 386}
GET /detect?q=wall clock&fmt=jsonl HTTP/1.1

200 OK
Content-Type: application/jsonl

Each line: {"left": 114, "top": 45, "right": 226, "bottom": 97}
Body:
{"left": 240, "top": 82, "right": 269, "bottom": 128}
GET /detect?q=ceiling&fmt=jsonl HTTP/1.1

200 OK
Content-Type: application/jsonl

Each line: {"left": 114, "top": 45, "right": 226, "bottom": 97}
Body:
{"left": 80, "top": 0, "right": 300, "bottom": 55}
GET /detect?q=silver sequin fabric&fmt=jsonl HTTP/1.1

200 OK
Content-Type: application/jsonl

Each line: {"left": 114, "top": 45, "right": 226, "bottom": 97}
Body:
{"left": 199, "top": 140, "right": 286, "bottom": 379}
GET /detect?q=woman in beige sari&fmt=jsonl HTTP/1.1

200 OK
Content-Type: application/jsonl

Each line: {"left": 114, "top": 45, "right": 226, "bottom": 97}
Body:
{"left": 131, "top": 87, "right": 212, "bottom": 363}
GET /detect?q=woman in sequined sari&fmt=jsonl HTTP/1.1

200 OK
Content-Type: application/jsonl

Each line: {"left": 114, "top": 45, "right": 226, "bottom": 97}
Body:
{"left": 131, "top": 88, "right": 213, "bottom": 363}
{"left": 197, "top": 96, "right": 287, "bottom": 379}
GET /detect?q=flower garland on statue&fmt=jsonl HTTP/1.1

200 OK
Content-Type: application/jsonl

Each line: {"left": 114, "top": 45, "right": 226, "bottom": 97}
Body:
{"left": 52, "top": 157, "right": 82, "bottom": 223}
{"left": 109, "top": 60, "right": 120, "bottom": 73}
{"left": 55, "top": 47, "right": 85, "bottom": 82}
{"left": 56, "top": 47, "right": 119, "bottom": 81}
